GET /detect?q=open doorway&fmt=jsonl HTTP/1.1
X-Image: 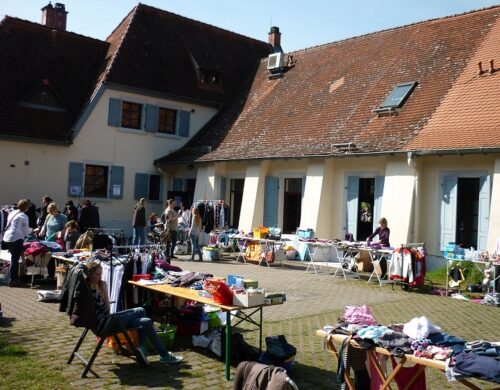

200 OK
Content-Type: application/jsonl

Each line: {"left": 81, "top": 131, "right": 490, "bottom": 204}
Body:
{"left": 230, "top": 179, "right": 244, "bottom": 228}
{"left": 356, "top": 178, "right": 375, "bottom": 241}
{"left": 456, "top": 177, "right": 479, "bottom": 249}
{"left": 283, "top": 178, "right": 302, "bottom": 233}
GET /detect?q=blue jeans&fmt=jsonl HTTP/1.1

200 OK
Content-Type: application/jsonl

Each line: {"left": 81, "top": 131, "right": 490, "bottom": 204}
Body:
{"left": 190, "top": 233, "right": 202, "bottom": 261}
{"left": 5, "top": 239, "right": 23, "bottom": 283}
{"left": 112, "top": 307, "right": 168, "bottom": 357}
{"left": 132, "top": 226, "right": 146, "bottom": 246}
{"left": 167, "top": 230, "right": 178, "bottom": 257}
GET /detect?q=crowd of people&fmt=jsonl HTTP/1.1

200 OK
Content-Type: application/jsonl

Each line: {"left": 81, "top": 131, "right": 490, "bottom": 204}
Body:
{"left": 1, "top": 196, "right": 101, "bottom": 287}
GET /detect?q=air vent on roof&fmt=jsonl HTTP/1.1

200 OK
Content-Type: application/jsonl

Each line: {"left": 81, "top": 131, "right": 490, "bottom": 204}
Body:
{"left": 267, "top": 52, "right": 284, "bottom": 70}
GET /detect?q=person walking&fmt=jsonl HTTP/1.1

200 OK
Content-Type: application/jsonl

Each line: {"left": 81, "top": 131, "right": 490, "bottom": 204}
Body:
{"left": 132, "top": 198, "right": 147, "bottom": 245}
{"left": 163, "top": 199, "right": 179, "bottom": 258}
{"left": 2, "top": 199, "right": 31, "bottom": 287}
{"left": 189, "top": 207, "right": 203, "bottom": 262}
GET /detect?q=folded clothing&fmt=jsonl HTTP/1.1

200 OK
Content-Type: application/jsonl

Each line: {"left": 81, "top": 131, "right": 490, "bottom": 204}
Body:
{"left": 453, "top": 352, "right": 500, "bottom": 383}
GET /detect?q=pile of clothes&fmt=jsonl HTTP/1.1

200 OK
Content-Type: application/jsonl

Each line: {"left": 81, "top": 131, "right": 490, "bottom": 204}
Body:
{"left": 326, "top": 305, "right": 500, "bottom": 388}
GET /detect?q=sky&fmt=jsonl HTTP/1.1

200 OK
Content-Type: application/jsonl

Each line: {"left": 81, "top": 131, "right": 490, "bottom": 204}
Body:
{"left": 2, "top": 1, "right": 499, "bottom": 52}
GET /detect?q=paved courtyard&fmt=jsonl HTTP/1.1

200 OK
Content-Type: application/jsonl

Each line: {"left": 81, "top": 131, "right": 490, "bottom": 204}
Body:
{"left": 1, "top": 256, "right": 499, "bottom": 389}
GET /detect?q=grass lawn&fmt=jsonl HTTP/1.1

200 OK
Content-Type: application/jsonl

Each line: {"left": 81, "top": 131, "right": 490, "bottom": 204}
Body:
{"left": 0, "top": 337, "right": 68, "bottom": 389}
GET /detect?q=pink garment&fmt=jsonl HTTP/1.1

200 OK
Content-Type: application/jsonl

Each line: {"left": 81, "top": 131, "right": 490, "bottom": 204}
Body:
{"left": 369, "top": 354, "right": 427, "bottom": 390}
{"left": 23, "top": 242, "right": 49, "bottom": 257}
{"left": 343, "top": 305, "right": 377, "bottom": 326}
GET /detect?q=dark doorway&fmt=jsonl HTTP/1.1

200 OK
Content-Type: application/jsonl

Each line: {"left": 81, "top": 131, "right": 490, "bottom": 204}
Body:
{"left": 456, "top": 178, "right": 479, "bottom": 249}
{"left": 230, "top": 179, "right": 244, "bottom": 228}
{"left": 357, "top": 178, "right": 375, "bottom": 241}
{"left": 167, "top": 179, "right": 196, "bottom": 209}
{"left": 283, "top": 178, "right": 302, "bottom": 234}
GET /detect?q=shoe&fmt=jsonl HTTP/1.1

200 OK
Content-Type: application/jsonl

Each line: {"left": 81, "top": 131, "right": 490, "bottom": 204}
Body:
{"left": 135, "top": 346, "right": 149, "bottom": 366}
{"left": 8, "top": 280, "right": 20, "bottom": 288}
{"left": 170, "top": 256, "right": 178, "bottom": 259}
{"left": 159, "top": 352, "right": 183, "bottom": 364}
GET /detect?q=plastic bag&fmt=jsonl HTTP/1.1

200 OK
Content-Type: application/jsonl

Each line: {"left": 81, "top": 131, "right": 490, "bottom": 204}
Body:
{"left": 203, "top": 278, "right": 233, "bottom": 305}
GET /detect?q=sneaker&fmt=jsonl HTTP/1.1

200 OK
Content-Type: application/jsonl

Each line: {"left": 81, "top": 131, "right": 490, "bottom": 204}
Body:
{"left": 159, "top": 352, "right": 183, "bottom": 364}
{"left": 135, "top": 346, "right": 149, "bottom": 366}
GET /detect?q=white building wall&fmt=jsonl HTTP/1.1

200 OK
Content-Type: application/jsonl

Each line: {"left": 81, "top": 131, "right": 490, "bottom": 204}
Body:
{"left": 487, "top": 158, "right": 500, "bottom": 251}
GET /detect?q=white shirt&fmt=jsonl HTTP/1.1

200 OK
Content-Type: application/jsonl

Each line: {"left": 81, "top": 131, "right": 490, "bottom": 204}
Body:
{"left": 179, "top": 209, "right": 191, "bottom": 226}
{"left": 3, "top": 210, "right": 30, "bottom": 242}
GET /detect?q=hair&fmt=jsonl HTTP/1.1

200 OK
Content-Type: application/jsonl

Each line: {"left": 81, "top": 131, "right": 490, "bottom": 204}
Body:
{"left": 86, "top": 261, "right": 102, "bottom": 280}
{"left": 379, "top": 217, "right": 388, "bottom": 227}
{"left": 150, "top": 212, "right": 157, "bottom": 220}
{"left": 139, "top": 198, "right": 146, "bottom": 204}
{"left": 47, "top": 202, "right": 59, "bottom": 213}
{"left": 192, "top": 207, "right": 202, "bottom": 227}
{"left": 82, "top": 199, "right": 91, "bottom": 207}
{"left": 17, "top": 199, "right": 31, "bottom": 213}
{"left": 66, "top": 200, "right": 75, "bottom": 207}
{"left": 42, "top": 196, "right": 53, "bottom": 204}
{"left": 65, "top": 220, "right": 79, "bottom": 230}
{"left": 167, "top": 198, "right": 175, "bottom": 206}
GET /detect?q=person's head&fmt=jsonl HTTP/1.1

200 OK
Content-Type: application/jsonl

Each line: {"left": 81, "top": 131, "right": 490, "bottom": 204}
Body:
{"left": 150, "top": 212, "right": 158, "bottom": 221}
{"left": 139, "top": 198, "right": 146, "bottom": 206}
{"left": 47, "top": 202, "right": 59, "bottom": 215}
{"left": 86, "top": 262, "right": 102, "bottom": 285}
{"left": 192, "top": 207, "right": 201, "bottom": 225}
{"left": 180, "top": 202, "right": 186, "bottom": 210}
{"left": 379, "top": 217, "right": 388, "bottom": 228}
{"left": 17, "top": 199, "right": 31, "bottom": 213}
{"left": 65, "top": 220, "right": 79, "bottom": 232}
{"left": 167, "top": 198, "right": 175, "bottom": 208}
{"left": 83, "top": 199, "right": 91, "bottom": 207}
{"left": 66, "top": 200, "right": 75, "bottom": 207}
{"left": 42, "top": 196, "right": 53, "bottom": 205}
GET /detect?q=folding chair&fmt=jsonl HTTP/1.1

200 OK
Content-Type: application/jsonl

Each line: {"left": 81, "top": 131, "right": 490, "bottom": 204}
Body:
{"left": 68, "top": 313, "right": 148, "bottom": 378}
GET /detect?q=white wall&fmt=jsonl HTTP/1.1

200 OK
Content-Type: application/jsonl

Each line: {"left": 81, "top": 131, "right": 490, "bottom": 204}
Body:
{"left": 0, "top": 87, "right": 218, "bottom": 234}
{"left": 487, "top": 158, "right": 500, "bottom": 251}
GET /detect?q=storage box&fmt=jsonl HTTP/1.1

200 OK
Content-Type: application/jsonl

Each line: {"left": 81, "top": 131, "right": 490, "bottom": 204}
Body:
{"left": 297, "top": 228, "right": 314, "bottom": 239}
{"left": 203, "top": 247, "right": 221, "bottom": 261}
{"left": 243, "top": 279, "right": 258, "bottom": 289}
{"left": 227, "top": 274, "right": 244, "bottom": 287}
{"left": 233, "top": 290, "right": 266, "bottom": 307}
{"left": 253, "top": 227, "right": 269, "bottom": 239}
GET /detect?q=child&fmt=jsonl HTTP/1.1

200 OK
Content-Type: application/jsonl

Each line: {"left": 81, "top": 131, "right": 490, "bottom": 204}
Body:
{"left": 64, "top": 220, "right": 81, "bottom": 250}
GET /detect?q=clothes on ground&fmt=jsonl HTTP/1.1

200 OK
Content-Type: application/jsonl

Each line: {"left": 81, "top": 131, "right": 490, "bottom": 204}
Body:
{"left": 233, "top": 361, "right": 289, "bottom": 390}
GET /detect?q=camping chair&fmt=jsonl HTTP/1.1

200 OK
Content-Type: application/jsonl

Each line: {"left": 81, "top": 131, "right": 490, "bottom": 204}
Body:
{"left": 68, "top": 313, "right": 148, "bottom": 378}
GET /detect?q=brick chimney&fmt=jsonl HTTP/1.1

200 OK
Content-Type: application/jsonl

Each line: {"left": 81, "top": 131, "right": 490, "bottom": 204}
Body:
{"left": 41, "top": 2, "right": 68, "bottom": 30}
{"left": 268, "top": 26, "right": 282, "bottom": 53}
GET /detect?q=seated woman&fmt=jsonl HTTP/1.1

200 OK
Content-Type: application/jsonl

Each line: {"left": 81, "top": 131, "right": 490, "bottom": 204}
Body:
{"left": 86, "top": 262, "right": 182, "bottom": 364}
{"left": 63, "top": 220, "right": 81, "bottom": 251}
{"left": 366, "top": 217, "right": 390, "bottom": 247}
{"left": 148, "top": 213, "right": 160, "bottom": 233}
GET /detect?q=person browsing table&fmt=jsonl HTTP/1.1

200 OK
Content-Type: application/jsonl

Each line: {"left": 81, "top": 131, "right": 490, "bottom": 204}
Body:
{"left": 366, "top": 217, "right": 390, "bottom": 247}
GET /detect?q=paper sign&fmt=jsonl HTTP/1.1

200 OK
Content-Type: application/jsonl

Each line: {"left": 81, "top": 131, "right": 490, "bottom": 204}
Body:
{"left": 113, "top": 184, "right": 121, "bottom": 196}
{"left": 70, "top": 185, "right": 81, "bottom": 196}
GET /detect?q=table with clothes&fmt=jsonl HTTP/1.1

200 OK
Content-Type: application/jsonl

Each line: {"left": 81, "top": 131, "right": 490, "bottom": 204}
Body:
{"left": 318, "top": 305, "right": 500, "bottom": 389}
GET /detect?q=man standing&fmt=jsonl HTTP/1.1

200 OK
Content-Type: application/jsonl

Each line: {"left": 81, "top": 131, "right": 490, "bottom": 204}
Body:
{"left": 132, "top": 198, "right": 147, "bottom": 245}
{"left": 163, "top": 199, "right": 179, "bottom": 258}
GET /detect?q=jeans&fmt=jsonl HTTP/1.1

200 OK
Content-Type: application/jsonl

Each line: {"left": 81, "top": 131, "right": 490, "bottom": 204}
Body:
{"left": 5, "top": 239, "right": 23, "bottom": 283}
{"left": 190, "top": 233, "right": 202, "bottom": 261}
{"left": 112, "top": 307, "right": 168, "bottom": 357}
{"left": 167, "top": 230, "right": 178, "bottom": 257}
{"left": 133, "top": 226, "right": 146, "bottom": 246}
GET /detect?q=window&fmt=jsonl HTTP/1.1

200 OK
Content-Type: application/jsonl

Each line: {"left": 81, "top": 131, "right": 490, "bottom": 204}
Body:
{"left": 158, "top": 108, "right": 177, "bottom": 134}
{"left": 18, "top": 84, "right": 66, "bottom": 112}
{"left": 199, "top": 69, "right": 223, "bottom": 88}
{"left": 121, "top": 101, "right": 142, "bottom": 129}
{"left": 380, "top": 82, "right": 417, "bottom": 108}
{"left": 149, "top": 174, "right": 161, "bottom": 201}
{"left": 84, "top": 164, "right": 109, "bottom": 198}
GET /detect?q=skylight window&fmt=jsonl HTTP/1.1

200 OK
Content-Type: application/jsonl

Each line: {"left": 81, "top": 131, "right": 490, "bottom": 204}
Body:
{"left": 380, "top": 82, "right": 417, "bottom": 108}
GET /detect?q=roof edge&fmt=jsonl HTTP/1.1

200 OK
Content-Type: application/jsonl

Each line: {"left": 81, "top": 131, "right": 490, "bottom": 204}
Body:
{"left": 0, "top": 133, "right": 72, "bottom": 146}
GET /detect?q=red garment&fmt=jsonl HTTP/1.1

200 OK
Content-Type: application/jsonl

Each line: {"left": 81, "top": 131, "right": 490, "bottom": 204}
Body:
{"left": 369, "top": 354, "right": 426, "bottom": 390}
{"left": 23, "top": 242, "right": 49, "bottom": 257}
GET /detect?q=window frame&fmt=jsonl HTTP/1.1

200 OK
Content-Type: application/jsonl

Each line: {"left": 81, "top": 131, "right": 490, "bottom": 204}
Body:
{"left": 121, "top": 101, "right": 143, "bottom": 129}
{"left": 157, "top": 107, "right": 177, "bottom": 134}
{"left": 379, "top": 81, "right": 418, "bottom": 109}
{"left": 84, "top": 164, "right": 109, "bottom": 198}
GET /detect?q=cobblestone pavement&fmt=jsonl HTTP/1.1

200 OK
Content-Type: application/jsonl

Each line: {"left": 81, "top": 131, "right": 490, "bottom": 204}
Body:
{"left": 1, "top": 255, "right": 499, "bottom": 389}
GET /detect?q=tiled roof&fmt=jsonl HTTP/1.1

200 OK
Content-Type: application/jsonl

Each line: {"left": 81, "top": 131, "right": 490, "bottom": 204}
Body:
{"left": 102, "top": 4, "right": 271, "bottom": 105}
{"left": 157, "top": 6, "right": 500, "bottom": 164}
{"left": 0, "top": 17, "right": 109, "bottom": 143}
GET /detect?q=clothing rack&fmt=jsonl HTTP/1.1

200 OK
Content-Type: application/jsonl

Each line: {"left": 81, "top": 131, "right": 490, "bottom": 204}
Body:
{"left": 392, "top": 243, "right": 426, "bottom": 291}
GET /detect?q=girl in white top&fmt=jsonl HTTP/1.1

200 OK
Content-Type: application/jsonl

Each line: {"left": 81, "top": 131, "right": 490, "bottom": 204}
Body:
{"left": 3, "top": 199, "right": 31, "bottom": 287}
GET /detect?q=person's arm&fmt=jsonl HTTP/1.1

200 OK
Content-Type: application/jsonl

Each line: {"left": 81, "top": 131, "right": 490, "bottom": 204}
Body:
{"left": 367, "top": 227, "right": 380, "bottom": 242}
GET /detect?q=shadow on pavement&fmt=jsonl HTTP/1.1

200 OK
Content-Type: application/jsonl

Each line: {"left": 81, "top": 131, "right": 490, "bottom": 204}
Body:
{"left": 111, "top": 361, "right": 190, "bottom": 388}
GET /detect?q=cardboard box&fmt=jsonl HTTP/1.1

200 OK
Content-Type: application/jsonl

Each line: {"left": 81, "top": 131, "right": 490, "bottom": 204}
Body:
{"left": 243, "top": 279, "right": 258, "bottom": 289}
{"left": 233, "top": 291, "right": 265, "bottom": 307}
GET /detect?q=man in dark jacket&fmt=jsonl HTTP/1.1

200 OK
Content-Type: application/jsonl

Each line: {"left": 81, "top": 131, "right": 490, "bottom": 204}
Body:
{"left": 132, "top": 198, "right": 146, "bottom": 245}
{"left": 25, "top": 199, "right": 38, "bottom": 229}
{"left": 79, "top": 200, "right": 101, "bottom": 233}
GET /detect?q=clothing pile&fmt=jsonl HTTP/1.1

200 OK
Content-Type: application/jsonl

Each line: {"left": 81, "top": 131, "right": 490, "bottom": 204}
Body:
{"left": 326, "top": 305, "right": 500, "bottom": 389}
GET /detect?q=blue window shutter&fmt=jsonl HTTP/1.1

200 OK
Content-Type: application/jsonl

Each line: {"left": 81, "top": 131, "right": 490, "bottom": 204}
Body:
{"left": 440, "top": 176, "right": 457, "bottom": 251}
{"left": 134, "top": 173, "right": 149, "bottom": 200}
{"left": 220, "top": 177, "right": 226, "bottom": 200}
{"left": 346, "top": 176, "right": 359, "bottom": 240}
{"left": 144, "top": 104, "right": 159, "bottom": 132}
{"left": 172, "top": 178, "right": 183, "bottom": 192}
{"left": 263, "top": 176, "right": 279, "bottom": 227}
{"left": 108, "top": 98, "right": 122, "bottom": 127}
{"left": 178, "top": 110, "right": 190, "bottom": 137}
{"left": 373, "top": 176, "right": 385, "bottom": 231}
{"left": 68, "top": 162, "right": 84, "bottom": 197}
{"left": 109, "top": 166, "right": 124, "bottom": 199}
{"left": 477, "top": 175, "right": 490, "bottom": 251}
